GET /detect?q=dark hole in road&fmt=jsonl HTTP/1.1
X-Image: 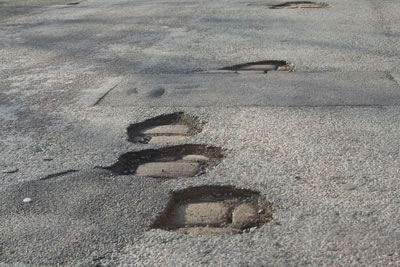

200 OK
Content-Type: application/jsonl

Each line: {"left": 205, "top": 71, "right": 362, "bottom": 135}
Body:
{"left": 152, "top": 185, "right": 273, "bottom": 234}
{"left": 147, "top": 87, "right": 165, "bottom": 98}
{"left": 127, "top": 112, "right": 203, "bottom": 145}
{"left": 219, "top": 60, "right": 295, "bottom": 73}
{"left": 67, "top": 2, "right": 80, "bottom": 5}
{"left": 105, "top": 144, "right": 224, "bottom": 178}
{"left": 269, "top": 1, "right": 331, "bottom": 9}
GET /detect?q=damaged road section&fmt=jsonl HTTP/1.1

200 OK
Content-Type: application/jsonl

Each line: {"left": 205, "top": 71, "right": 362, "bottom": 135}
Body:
{"left": 268, "top": 1, "right": 331, "bottom": 9}
{"left": 127, "top": 112, "right": 203, "bottom": 144}
{"left": 152, "top": 185, "right": 273, "bottom": 234}
{"left": 105, "top": 144, "right": 224, "bottom": 178}
{"left": 218, "top": 60, "right": 295, "bottom": 73}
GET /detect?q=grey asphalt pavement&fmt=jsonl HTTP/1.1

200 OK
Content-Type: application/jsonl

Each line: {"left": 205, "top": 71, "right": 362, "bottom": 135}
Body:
{"left": 1, "top": 0, "right": 399, "bottom": 266}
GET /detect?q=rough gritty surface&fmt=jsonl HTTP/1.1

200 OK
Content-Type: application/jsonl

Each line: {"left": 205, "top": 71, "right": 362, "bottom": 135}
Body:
{"left": 1, "top": 0, "right": 400, "bottom": 266}
{"left": 177, "top": 227, "right": 241, "bottom": 235}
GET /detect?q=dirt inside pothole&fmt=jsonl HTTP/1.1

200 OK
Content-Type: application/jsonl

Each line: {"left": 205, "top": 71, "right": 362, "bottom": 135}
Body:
{"left": 152, "top": 186, "right": 273, "bottom": 234}
{"left": 269, "top": 1, "right": 331, "bottom": 9}
{"left": 105, "top": 144, "right": 224, "bottom": 178}
{"left": 219, "top": 60, "right": 295, "bottom": 73}
{"left": 127, "top": 112, "right": 203, "bottom": 145}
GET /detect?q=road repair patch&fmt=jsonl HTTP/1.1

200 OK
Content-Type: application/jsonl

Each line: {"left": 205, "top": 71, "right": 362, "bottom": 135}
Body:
{"left": 152, "top": 185, "right": 273, "bottom": 234}
{"left": 97, "top": 72, "right": 400, "bottom": 107}
{"left": 127, "top": 112, "right": 203, "bottom": 144}
{"left": 105, "top": 144, "right": 224, "bottom": 178}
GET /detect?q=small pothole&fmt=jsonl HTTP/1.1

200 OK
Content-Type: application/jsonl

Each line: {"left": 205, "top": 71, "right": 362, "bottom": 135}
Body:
{"left": 219, "top": 60, "right": 295, "bottom": 73}
{"left": 268, "top": 1, "right": 331, "bottom": 9}
{"left": 66, "top": 2, "right": 80, "bottom": 5}
{"left": 152, "top": 186, "right": 273, "bottom": 234}
{"left": 127, "top": 112, "right": 203, "bottom": 144}
{"left": 105, "top": 144, "right": 224, "bottom": 178}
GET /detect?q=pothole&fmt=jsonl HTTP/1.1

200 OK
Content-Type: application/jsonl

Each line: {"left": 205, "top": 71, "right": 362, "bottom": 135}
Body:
{"left": 152, "top": 186, "right": 273, "bottom": 234}
{"left": 66, "top": 2, "right": 80, "bottom": 5}
{"left": 219, "top": 60, "right": 295, "bottom": 73}
{"left": 127, "top": 112, "right": 203, "bottom": 144}
{"left": 269, "top": 1, "right": 331, "bottom": 9}
{"left": 105, "top": 144, "right": 224, "bottom": 178}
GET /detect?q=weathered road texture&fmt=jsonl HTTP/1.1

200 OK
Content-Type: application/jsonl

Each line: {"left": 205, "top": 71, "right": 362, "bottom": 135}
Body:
{"left": 1, "top": 0, "right": 399, "bottom": 266}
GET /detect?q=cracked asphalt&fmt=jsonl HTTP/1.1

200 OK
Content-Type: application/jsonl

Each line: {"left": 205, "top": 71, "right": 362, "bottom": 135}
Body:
{"left": 1, "top": 0, "right": 399, "bottom": 266}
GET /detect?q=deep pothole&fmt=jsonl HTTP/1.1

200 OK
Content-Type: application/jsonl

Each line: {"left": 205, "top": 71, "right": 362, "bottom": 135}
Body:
{"left": 268, "top": 1, "right": 331, "bottom": 9}
{"left": 105, "top": 145, "right": 224, "bottom": 178}
{"left": 152, "top": 186, "right": 273, "bottom": 234}
{"left": 127, "top": 112, "right": 203, "bottom": 145}
{"left": 219, "top": 60, "right": 295, "bottom": 73}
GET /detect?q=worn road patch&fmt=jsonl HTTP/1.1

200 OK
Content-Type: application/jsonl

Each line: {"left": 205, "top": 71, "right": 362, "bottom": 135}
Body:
{"left": 98, "top": 72, "right": 400, "bottom": 107}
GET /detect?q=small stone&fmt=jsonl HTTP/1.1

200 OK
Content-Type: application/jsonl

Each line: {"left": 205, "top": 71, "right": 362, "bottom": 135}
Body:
{"left": 170, "top": 202, "right": 230, "bottom": 227}
{"left": 23, "top": 198, "right": 32, "bottom": 203}
{"left": 132, "top": 136, "right": 147, "bottom": 143}
{"left": 136, "top": 161, "right": 200, "bottom": 178}
{"left": 143, "top": 124, "right": 189, "bottom": 135}
{"left": 249, "top": 226, "right": 258, "bottom": 233}
{"left": 277, "top": 64, "right": 295, "bottom": 71}
{"left": 148, "top": 135, "right": 186, "bottom": 144}
{"left": 232, "top": 203, "right": 258, "bottom": 229}
{"left": 1, "top": 167, "right": 18, "bottom": 174}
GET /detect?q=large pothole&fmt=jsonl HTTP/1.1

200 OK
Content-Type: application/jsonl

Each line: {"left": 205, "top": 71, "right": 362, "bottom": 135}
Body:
{"left": 218, "top": 60, "right": 295, "bottom": 73}
{"left": 268, "top": 1, "right": 331, "bottom": 9}
{"left": 152, "top": 186, "right": 273, "bottom": 234}
{"left": 127, "top": 112, "right": 203, "bottom": 144}
{"left": 105, "top": 145, "right": 224, "bottom": 178}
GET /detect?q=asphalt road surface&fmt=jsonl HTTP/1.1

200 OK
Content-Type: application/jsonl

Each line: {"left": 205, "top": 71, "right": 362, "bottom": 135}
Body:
{"left": 1, "top": 0, "right": 399, "bottom": 266}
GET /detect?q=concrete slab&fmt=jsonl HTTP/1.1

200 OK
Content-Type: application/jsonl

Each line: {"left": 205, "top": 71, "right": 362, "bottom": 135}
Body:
{"left": 99, "top": 72, "right": 400, "bottom": 107}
